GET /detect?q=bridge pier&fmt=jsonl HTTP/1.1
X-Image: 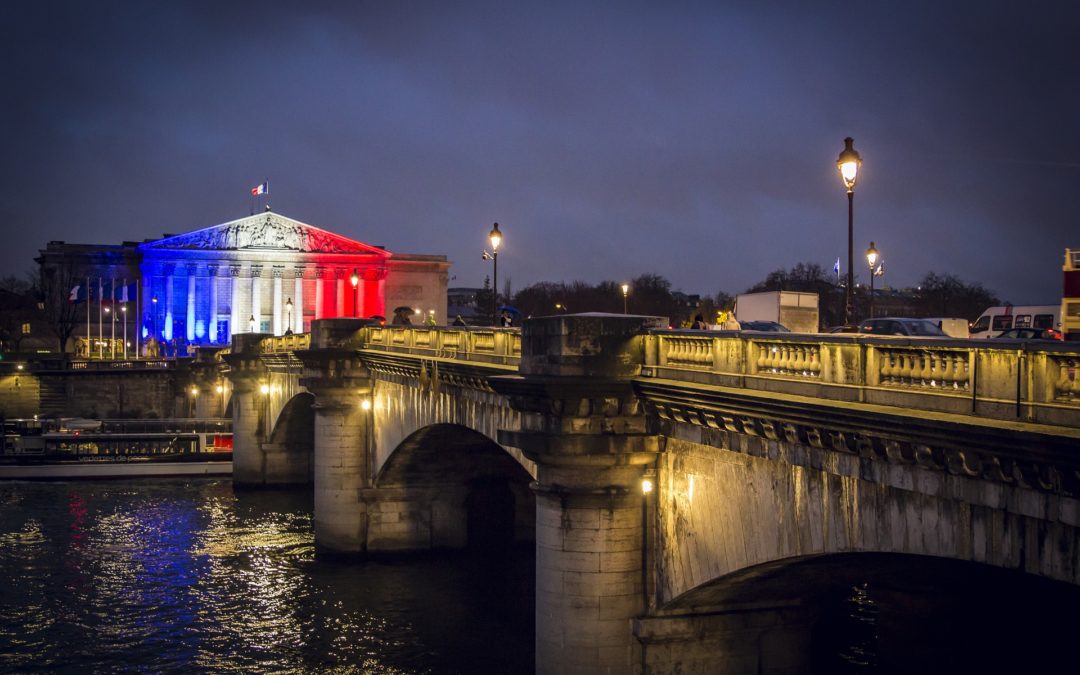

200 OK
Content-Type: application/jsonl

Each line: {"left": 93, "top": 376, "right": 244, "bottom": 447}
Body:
{"left": 496, "top": 314, "right": 666, "bottom": 675}
{"left": 302, "top": 351, "right": 375, "bottom": 552}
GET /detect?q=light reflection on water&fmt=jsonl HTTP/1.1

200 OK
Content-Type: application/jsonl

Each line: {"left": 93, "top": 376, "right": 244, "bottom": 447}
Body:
{"left": 0, "top": 479, "right": 533, "bottom": 674}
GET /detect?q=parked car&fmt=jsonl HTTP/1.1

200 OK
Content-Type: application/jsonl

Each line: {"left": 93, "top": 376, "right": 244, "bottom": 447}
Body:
{"left": 993, "top": 327, "right": 1064, "bottom": 341}
{"left": 858, "top": 317, "right": 947, "bottom": 337}
{"left": 740, "top": 320, "right": 790, "bottom": 332}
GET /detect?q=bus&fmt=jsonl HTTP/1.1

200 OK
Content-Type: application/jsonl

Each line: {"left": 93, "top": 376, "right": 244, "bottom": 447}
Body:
{"left": 969, "top": 304, "right": 1062, "bottom": 339}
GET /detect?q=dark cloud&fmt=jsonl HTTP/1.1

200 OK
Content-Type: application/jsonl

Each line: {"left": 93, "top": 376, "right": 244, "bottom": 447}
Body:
{"left": 2, "top": 0, "right": 1078, "bottom": 304}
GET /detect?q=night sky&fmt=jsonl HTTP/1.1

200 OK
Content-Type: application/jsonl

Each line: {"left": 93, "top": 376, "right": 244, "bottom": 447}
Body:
{"left": 3, "top": 1, "right": 1078, "bottom": 305}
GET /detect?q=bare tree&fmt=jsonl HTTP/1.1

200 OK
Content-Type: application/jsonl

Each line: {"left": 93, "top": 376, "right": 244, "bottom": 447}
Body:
{"left": 38, "top": 259, "right": 84, "bottom": 353}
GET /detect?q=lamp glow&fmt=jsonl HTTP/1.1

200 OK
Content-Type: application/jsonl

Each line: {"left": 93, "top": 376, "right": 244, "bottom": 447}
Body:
{"left": 489, "top": 222, "right": 502, "bottom": 251}
{"left": 641, "top": 478, "right": 654, "bottom": 495}
{"left": 837, "top": 137, "right": 861, "bottom": 192}
{"left": 259, "top": 383, "right": 270, "bottom": 395}
{"left": 360, "top": 399, "right": 372, "bottom": 411}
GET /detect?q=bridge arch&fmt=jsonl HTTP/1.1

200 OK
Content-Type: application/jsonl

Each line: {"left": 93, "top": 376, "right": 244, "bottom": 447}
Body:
{"left": 261, "top": 391, "right": 314, "bottom": 484}
{"left": 367, "top": 423, "right": 535, "bottom": 551}
{"left": 639, "top": 552, "right": 1080, "bottom": 673}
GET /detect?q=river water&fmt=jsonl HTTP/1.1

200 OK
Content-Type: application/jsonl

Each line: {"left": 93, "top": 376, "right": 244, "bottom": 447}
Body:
{"left": 0, "top": 479, "right": 534, "bottom": 674}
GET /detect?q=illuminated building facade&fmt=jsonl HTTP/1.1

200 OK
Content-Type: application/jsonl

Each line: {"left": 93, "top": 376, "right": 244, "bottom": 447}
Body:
{"left": 38, "top": 210, "right": 450, "bottom": 352}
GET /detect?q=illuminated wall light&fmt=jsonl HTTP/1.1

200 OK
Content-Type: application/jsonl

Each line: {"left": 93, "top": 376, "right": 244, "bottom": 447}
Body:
{"left": 360, "top": 399, "right": 372, "bottom": 411}
{"left": 259, "top": 383, "right": 270, "bottom": 395}
{"left": 641, "top": 478, "right": 654, "bottom": 495}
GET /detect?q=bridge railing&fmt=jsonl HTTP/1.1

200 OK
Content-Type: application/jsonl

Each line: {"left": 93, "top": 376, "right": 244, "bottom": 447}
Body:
{"left": 362, "top": 325, "right": 521, "bottom": 366}
{"left": 643, "top": 331, "right": 1080, "bottom": 427}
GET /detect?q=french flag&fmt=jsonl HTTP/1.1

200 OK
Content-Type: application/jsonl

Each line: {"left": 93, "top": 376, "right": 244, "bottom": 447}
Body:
{"left": 251, "top": 181, "right": 269, "bottom": 196}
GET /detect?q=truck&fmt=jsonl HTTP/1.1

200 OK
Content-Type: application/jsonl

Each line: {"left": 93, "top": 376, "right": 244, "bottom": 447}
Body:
{"left": 1064, "top": 247, "right": 1080, "bottom": 341}
{"left": 734, "top": 291, "right": 819, "bottom": 333}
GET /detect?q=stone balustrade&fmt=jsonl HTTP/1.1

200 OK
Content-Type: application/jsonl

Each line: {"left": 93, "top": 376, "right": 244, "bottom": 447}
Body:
{"left": 364, "top": 325, "right": 521, "bottom": 366}
{"left": 254, "top": 323, "right": 1080, "bottom": 429}
{"left": 643, "top": 331, "right": 1080, "bottom": 427}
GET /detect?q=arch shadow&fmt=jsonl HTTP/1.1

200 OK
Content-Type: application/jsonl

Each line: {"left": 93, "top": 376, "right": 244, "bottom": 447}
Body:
{"left": 649, "top": 552, "right": 1080, "bottom": 673}
{"left": 377, "top": 423, "right": 535, "bottom": 550}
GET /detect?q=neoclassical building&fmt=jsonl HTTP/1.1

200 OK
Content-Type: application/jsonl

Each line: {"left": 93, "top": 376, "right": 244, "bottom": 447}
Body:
{"left": 38, "top": 210, "right": 450, "bottom": 352}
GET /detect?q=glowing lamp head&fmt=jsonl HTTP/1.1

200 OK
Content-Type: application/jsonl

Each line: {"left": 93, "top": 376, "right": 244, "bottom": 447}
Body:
{"left": 641, "top": 478, "right": 654, "bottom": 495}
{"left": 621, "top": 283, "right": 629, "bottom": 296}
{"left": 350, "top": 268, "right": 359, "bottom": 288}
{"left": 190, "top": 386, "right": 198, "bottom": 397}
{"left": 866, "top": 241, "right": 879, "bottom": 270}
{"left": 360, "top": 399, "right": 372, "bottom": 411}
{"left": 259, "top": 383, "right": 270, "bottom": 395}
{"left": 836, "top": 137, "right": 862, "bottom": 191}
{"left": 489, "top": 222, "right": 502, "bottom": 252}
{"left": 215, "top": 385, "right": 224, "bottom": 394}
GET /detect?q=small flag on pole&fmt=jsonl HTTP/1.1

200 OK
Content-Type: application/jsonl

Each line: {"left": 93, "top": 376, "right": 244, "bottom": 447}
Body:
{"left": 833, "top": 257, "right": 840, "bottom": 279}
{"left": 69, "top": 283, "right": 87, "bottom": 304}
{"left": 251, "top": 180, "right": 269, "bottom": 196}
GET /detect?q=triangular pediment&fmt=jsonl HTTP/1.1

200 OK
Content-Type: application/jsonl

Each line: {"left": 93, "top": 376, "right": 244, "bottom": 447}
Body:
{"left": 139, "top": 212, "right": 391, "bottom": 256}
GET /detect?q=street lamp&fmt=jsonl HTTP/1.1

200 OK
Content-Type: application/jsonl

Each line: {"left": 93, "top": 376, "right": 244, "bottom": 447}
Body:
{"left": 865, "top": 241, "right": 880, "bottom": 319}
{"left": 485, "top": 223, "right": 502, "bottom": 325}
{"left": 621, "top": 283, "right": 630, "bottom": 314}
{"left": 555, "top": 303, "right": 568, "bottom": 313}
{"left": 837, "top": 137, "right": 862, "bottom": 324}
{"left": 285, "top": 297, "right": 293, "bottom": 335}
{"left": 249, "top": 315, "right": 256, "bottom": 333}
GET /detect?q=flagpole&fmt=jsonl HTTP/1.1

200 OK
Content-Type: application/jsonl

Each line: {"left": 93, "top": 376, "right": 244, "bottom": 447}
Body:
{"left": 136, "top": 278, "right": 140, "bottom": 359}
{"left": 110, "top": 278, "right": 116, "bottom": 360}
{"left": 86, "top": 276, "right": 90, "bottom": 359}
{"left": 97, "top": 278, "right": 103, "bottom": 360}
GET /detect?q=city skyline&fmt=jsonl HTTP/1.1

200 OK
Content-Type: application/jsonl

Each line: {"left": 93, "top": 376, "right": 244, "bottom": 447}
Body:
{"left": 2, "top": 1, "right": 1078, "bottom": 305}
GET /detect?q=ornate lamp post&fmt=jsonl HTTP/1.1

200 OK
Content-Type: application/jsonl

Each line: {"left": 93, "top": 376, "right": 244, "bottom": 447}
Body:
{"left": 837, "top": 137, "right": 862, "bottom": 324}
{"left": 865, "top": 241, "right": 880, "bottom": 319}
{"left": 621, "top": 283, "right": 630, "bottom": 314}
{"left": 285, "top": 297, "right": 293, "bottom": 334}
{"left": 350, "top": 269, "right": 360, "bottom": 318}
{"left": 485, "top": 223, "right": 502, "bottom": 325}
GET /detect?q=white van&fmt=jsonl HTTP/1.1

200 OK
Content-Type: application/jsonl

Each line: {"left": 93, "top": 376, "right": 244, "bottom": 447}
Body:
{"left": 969, "top": 305, "right": 1061, "bottom": 339}
{"left": 922, "top": 318, "right": 970, "bottom": 338}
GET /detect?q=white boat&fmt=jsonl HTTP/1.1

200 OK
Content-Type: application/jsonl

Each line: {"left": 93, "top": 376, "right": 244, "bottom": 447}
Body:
{"left": 1, "top": 418, "right": 232, "bottom": 480}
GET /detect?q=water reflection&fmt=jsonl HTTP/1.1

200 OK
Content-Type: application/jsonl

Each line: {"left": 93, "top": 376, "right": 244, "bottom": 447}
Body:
{"left": 0, "top": 479, "right": 533, "bottom": 674}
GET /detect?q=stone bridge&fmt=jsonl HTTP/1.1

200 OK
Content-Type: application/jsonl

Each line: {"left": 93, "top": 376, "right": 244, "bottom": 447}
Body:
{"left": 217, "top": 315, "right": 1080, "bottom": 674}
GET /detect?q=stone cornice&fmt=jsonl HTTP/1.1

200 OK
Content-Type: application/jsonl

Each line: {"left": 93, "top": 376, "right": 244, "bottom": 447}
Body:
{"left": 634, "top": 378, "right": 1080, "bottom": 496}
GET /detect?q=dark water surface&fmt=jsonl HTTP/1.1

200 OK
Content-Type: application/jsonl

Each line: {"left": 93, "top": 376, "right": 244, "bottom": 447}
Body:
{"left": 0, "top": 479, "right": 533, "bottom": 674}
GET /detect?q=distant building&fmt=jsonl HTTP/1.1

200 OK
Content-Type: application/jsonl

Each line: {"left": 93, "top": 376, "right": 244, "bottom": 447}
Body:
{"left": 37, "top": 210, "right": 450, "bottom": 354}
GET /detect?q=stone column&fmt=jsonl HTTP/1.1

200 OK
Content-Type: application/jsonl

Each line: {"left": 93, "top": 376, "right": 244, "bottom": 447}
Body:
{"left": 230, "top": 265, "right": 242, "bottom": 337}
{"left": 293, "top": 268, "right": 304, "bottom": 333}
{"left": 494, "top": 314, "right": 665, "bottom": 675}
{"left": 372, "top": 270, "right": 387, "bottom": 318}
{"left": 272, "top": 268, "right": 283, "bottom": 336}
{"left": 186, "top": 265, "right": 197, "bottom": 343}
{"left": 298, "top": 327, "right": 375, "bottom": 552}
{"left": 164, "top": 268, "right": 175, "bottom": 342}
{"left": 208, "top": 266, "right": 219, "bottom": 343}
{"left": 335, "top": 270, "right": 345, "bottom": 318}
{"left": 250, "top": 266, "right": 263, "bottom": 332}
{"left": 314, "top": 268, "right": 325, "bottom": 320}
